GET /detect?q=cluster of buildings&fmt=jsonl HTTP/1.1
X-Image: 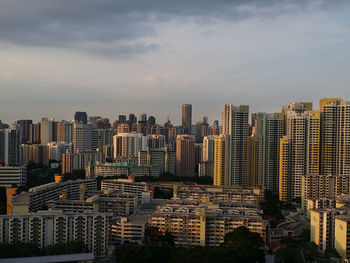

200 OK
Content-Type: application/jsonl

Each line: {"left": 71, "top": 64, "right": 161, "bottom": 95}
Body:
{"left": 1, "top": 98, "right": 350, "bottom": 260}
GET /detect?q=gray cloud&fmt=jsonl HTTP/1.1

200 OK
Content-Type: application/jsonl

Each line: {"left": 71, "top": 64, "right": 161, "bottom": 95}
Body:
{"left": 0, "top": 0, "right": 347, "bottom": 57}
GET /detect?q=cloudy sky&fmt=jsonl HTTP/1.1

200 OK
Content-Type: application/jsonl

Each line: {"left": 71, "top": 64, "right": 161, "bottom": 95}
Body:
{"left": 1, "top": 0, "right": 350, "bottom": 125}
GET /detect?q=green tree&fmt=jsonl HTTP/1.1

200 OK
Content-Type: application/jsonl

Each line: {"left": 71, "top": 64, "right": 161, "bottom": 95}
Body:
{"left": 325, "top": 247, "right": 340, "bottom": 258}
{"left": 223, "top": 226, "right": 265, "bottom": 263}
{"left": 302, "top": 242, "right": 319, "bottom": 262}
{"left": 275, "top": 247, "right": 298, "bottom": 263}
{"left": 144, "top": 226, "right": 174, "bottom": 247}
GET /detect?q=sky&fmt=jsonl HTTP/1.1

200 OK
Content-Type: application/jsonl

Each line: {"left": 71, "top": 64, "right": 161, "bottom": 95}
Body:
{"left": 1, "top": 0, "right": 350, "bottom": 125}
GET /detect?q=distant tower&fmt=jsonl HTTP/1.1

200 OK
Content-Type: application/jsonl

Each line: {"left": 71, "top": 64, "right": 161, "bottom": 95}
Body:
{"left": 74, "top": 111, "right": 87, "bottom": 124}
{"left": 182, "top": 104, "right": 192, "bottom": 134}
{"left": 176, "top": 135, "right": 195, "bottom": 176}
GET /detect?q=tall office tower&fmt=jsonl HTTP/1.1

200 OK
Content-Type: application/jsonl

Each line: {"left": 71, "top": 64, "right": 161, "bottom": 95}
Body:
{"left": 319, "top": 98, "right": 350, "bottom": 176}
{"left": 195, "top": 117, "right": 209, "bottom": 143}
{"left": 73, "top": 122, "right": 96, "bottom": 153}
{"left": 40, "top": 118, "right": 57, "bottom": 145}
{"left": 57, "top": 120, "right": 73, "bottom": 143}
{"left": 74, "top": 111, "right": 88, "bottom": 124}
{"left": 213, "top": 134, "right": 231, "bottom": 186}
{"left": 129, "top": 113, "right": 137, "bottom": 124}
{"left": 148, "top": 116, "right": 156, "bottom": 126}
{"left": 113, "top": 133, "right": 148, "bottom": 158}
{"left": 0, "top": 128, "right": 20, "bottom": 165}
{"left": 251, "top": 113, "right": 282, "bottom": 194}
{"left": 281, "top": 102, "right": 313, "bottom": 135}
{"left": 29, "top": 122, "right": 41, "bottom": 144}
{"left": 182, "top": 104, "right": 192, "bottom": 134}
{"left": 17, "top": 120, "right": 32, "bottom": 144}
{"left": 176, "top": 135, "right": 195, "bottom": 176}
{"left": 118, "top": 115, "right": 127, "bottom": 123}
{"left": 139, "top": 113, "right": 147, "bottom": 123}
{"left": 278, "top": 110, "right": 320, "bottom": 202}
{"left": 221, "top": 104, "right": 249, "bottom": 186}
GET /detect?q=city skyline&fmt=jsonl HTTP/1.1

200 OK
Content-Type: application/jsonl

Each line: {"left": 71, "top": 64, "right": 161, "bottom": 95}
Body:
{"left": 1, "top": 0, "right": 350, "bottom": 123}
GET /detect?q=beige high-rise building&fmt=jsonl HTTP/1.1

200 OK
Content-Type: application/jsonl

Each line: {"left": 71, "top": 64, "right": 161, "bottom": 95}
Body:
{"left": 320, "top": 98, "right": 350, "bottom": 176}
{"left": 176, "top": 135, "right": 195, "bottom": 177}
{"left": 221, "top": 104, "right": 249, "bottom": 186}
{"left": 278, "top": 108, "right": 320, "bottom": 202}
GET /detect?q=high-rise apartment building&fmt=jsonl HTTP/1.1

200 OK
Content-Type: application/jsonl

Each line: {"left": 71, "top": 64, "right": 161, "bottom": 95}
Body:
{"left": 250, "top": 113, "right": 282, "bottom": 194}
{"left": 319, "top": 98, "right": 350, "bottom": 176}
{"left": 57, "top": 120, "right": 73, "bottom": 143}
{"left": 40, "top": 118, "right": 57, "bottom": 145}
{"left": 221, "top": 104, "right": 249, "bottom": 186}
{"left": 29, "top": 122, "right": 41, "bottom": 144}
{"left": 176, "top": 135, "right": 195, "bottom": 176}
{"left": 113, "top": 133, "right": 148, "bottom": 159}
{"left": 73, "top": 122, "right": 97, "bottom": 153}
{"left": 278, "top": 109, "right": 320, "bottom": 202}
{"left": 182, "top": 104, "right": 192, "bottom": 134}
{"left": 213, "top": 134, "right": 230, "bottom": 186}
{"left": 0, "top": 128, "right": 20, "bottom": 165}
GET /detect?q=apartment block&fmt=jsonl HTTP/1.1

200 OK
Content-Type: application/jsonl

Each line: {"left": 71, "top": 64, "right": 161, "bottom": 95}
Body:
{"left": 0, "top": 211, "right": 110, "bottom": 256}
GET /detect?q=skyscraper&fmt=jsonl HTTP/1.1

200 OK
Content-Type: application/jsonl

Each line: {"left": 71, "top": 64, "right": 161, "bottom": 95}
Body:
{"left": 182, "top": 104, "right": 192, "bottom": 134}
{"left": 176, "top": 135, "right": 195, "bottom": 176}
{"left": 74, "top": 111, "right": 88, "bottom": 124}
{"left": 250, "top": 113, "right": 282, "bottom": 194}
{"left": 17, "top": 120, "right": 32, "bottom": 144}
{"left": 319, "top": 98, "right": 350, "bottom": 176}
{"left": 278, "top": 109, "right": 320, "bottom": 202}
{"left": 213, "top": 134, "right": 230, "bottom": 186}
{"left": 221, "top": 104, "right": 249, "bottom": 186}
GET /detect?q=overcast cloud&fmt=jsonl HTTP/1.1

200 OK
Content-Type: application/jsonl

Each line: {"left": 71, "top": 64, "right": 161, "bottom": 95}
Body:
{"left": 0, "top": 0, "right": 350, "bottom": 124}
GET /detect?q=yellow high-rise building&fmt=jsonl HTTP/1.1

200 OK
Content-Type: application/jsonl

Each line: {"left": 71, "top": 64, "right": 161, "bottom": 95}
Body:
{"left": 213, "top": 134, "right": 230, "bottom": 186}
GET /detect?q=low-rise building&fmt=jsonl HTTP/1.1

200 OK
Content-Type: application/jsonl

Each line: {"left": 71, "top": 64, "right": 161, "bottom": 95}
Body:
{"left": 12, "top": 179, "right": 97, "bottom": 213}
{"left": 0, "top": 165, "right": 26, "bottom": 187}
{"left": 148, "top": 198, "right": 266, "bottom": 247}
{"left": 0, "top": 210, "right": 111, "bottom": 257}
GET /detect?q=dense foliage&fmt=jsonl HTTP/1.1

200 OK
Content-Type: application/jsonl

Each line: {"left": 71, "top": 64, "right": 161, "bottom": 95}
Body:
{"left": 0, "top": 240, "right": 88, "bottom": 258}
{"left": 115, "top": 226, "right": 265, "bottom": 263}
{"left": 135, "top": 172, "right": 213, "bottom": 185}
{"left": 275, "top": 236, "right": 320, "bottom": 263}
{"left": 261, "top": 191, "right": 283, "bottom": 227}
{"left": 61, "top": 169, "right": 86, "bottom": 181}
